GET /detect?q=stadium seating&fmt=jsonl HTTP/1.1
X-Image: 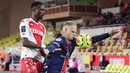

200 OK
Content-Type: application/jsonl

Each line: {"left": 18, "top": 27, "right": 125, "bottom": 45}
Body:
{"left": 100, "top": 64, "right": 130, "bottom": 73}
{"left": 78, "top": 31, "right": 129, "bottom": 55}
{"left": 78, "top": 31, "right": 130, "bottom": 72}
{"left": 95, "top": 31, "right": 129, "bottom": 54}
{"left": 0, "top": 33, "right": 21, "bottom": 47}
{"left": 0, "top": 33, "right": 22, "bottom": 71}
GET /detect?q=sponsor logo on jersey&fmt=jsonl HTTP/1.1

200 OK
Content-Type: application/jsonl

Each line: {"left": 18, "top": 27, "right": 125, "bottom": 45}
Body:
{"left": 30, "top": 28, "right": 43, "bottom": 36}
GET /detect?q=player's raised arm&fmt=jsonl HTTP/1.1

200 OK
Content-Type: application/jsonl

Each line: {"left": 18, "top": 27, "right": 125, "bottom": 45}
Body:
{"left": 91, "top": 29, "right": 119, "bottom": 43}
{"left": 76, "top": 29, "right": 119, "bottom": 49}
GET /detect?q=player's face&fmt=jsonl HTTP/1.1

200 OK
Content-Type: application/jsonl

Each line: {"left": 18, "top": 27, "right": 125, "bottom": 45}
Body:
{"left": 66, "top": 25, "right": 77, "bottom": 40}
{"left": 35, "top": 5, "right": 45, "bottom": 19}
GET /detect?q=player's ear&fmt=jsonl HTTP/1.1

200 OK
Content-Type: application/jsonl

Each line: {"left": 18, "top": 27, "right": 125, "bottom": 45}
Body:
{"left": 31, "top": 7, "right": 37, "bottom": 12}
{"left": 65, "top": 27, "right": 68, "bottom": 32}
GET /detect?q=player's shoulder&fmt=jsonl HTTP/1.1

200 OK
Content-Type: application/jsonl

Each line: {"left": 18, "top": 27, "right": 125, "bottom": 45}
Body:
{"left": 55, "top": 36, "right": 63, "bottom": 42}
{"left": 19, "top": 18, "right": 31, "bottom": 27}
{"left": 39, "top": 22, "right": 45, "bottom": 27}
{"left": 20, "top": 18, "right": 31, "bottom": 23}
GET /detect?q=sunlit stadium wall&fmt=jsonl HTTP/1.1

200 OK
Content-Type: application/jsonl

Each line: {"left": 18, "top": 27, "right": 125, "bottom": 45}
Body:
{"left": 0, "top": 0, "right": 34, "bottom": 39}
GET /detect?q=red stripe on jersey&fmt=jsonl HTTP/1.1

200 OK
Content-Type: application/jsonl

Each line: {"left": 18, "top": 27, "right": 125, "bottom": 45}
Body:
{"left": 61, "top": 58, "right": 69, "bottom": 73}
{"left": 28, "top": 20, "right": 45, "bottom": 45}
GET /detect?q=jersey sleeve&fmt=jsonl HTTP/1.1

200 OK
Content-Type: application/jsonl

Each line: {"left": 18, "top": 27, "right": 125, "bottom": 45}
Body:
{"left": 19, "top": 19, "right": 30, "bottom": 38}
{"left": 41, "top": 24, "right": 47, "bottom": 48}
{"left": 92, "top": 33, "right": 110, "bottom": 43}
{"left": 48, "top": 37, "right": 62, "bottom": 52}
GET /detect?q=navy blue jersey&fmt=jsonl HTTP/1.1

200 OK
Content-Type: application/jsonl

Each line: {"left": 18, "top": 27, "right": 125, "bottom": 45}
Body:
{"left": 47, "top": 33, "right": 110, "bottom": 73}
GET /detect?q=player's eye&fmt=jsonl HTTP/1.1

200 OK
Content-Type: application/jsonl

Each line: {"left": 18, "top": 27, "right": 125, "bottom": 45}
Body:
{"left": 40, "top": 8, "right": 44, "bottom": 11}
{"left": 72, "top": 31, "right": 76, "bottom": 34}
{"left": 72, "top": 31, "right": 75, "bottom": 33}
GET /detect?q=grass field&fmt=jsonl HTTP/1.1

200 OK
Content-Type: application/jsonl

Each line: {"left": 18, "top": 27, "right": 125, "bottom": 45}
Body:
{"left": 0, "top": 71, "right": 9, "bottom": 73}
{"left": 0, "top": 71, "right": 21, "bottom": 73}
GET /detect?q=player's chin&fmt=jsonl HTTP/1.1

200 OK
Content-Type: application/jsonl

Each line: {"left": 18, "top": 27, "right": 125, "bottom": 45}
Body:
{"left": 39, "top": 15, "right": 44, "bottom": 19}
{"left": 38, "top": 16, "right": 43, "bottom": 19}
{"left": 41, "top": 14, "right": 44, "bottom": 17}
{"left": 69, "top": 37, "right": 74, "bottom": 40}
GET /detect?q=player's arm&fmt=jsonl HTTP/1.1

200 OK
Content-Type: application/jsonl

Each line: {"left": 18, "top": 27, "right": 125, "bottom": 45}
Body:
{"left": 91, "top": 33, "right": 110, "bottom": 43}
{"left": 48, "top": 38, "right": 62, "bottom": 52}
{"left": 92, "top": 30, "right": 118, "bottom": 43}
{"left": 22, "top": 38, "right": 46, "bottom": 57}
{"left": 19, "top": 19, "right": 43, "bottom": 49}
{"left": 21, "top": 38, "right": 42, "bottom": 49}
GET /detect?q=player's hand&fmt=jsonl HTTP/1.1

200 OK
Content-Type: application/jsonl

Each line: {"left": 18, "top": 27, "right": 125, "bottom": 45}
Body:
{"left": 109, "top": 29, "right": 119, "bottom": 37}
{"left": 46, "top": 52, "right": 51, "bottom": 60}
{"left": 39, "top": 49, "right": 46, "bottom": 57}
{"left": 42, "top": 44, "right": 46, "bottom": 49}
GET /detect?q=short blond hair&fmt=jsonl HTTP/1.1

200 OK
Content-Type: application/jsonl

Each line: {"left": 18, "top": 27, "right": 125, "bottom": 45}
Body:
{"left": 60, "top": 21, "right": 77, "bottom": 35}
{"left": 62, "top": 21, "right": 76, "bottom": 30}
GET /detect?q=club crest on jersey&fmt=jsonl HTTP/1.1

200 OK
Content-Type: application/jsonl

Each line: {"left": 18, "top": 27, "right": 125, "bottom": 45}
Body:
{"left": 21, "top": 26, "right": 26, "bottom": 32}
{"left": 30, "top": 28, "right": 43, "bottom": 36}
{"left": 56, "top": 38, "right": 62, "bottom": 41}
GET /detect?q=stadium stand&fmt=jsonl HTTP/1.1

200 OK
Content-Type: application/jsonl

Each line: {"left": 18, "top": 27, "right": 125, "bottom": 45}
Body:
{"left": 0, "top": 33, "right": 21, "bottom": 71}
{"left": 100, "top": 64, "right": 130, "bottom": 73}
{"left": 78, "top": 31, "right": 129, "bottom": 53}
{"left": 0, "top": 33, "right": 21, "bottom": 47}
{"left": 76, "top": 19, "right": 130, "bottom": 72}
{"left": 0, "top": 33, "right": 50, "bottom": 71}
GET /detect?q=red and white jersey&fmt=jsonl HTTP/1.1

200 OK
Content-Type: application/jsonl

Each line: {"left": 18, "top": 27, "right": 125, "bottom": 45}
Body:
{"left": 19, "top": 18, "right": 46, "bottom": 62}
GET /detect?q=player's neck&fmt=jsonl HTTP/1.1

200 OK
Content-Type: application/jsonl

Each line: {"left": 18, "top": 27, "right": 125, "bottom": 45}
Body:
{"left": 62, "top": 33, "right": 69, "bottom": 40}
{"left": 31, "top": 17, "right": 39, "bottom": 23}
{"left": 32, "top": 18, "right": 39, "bottom": 23}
